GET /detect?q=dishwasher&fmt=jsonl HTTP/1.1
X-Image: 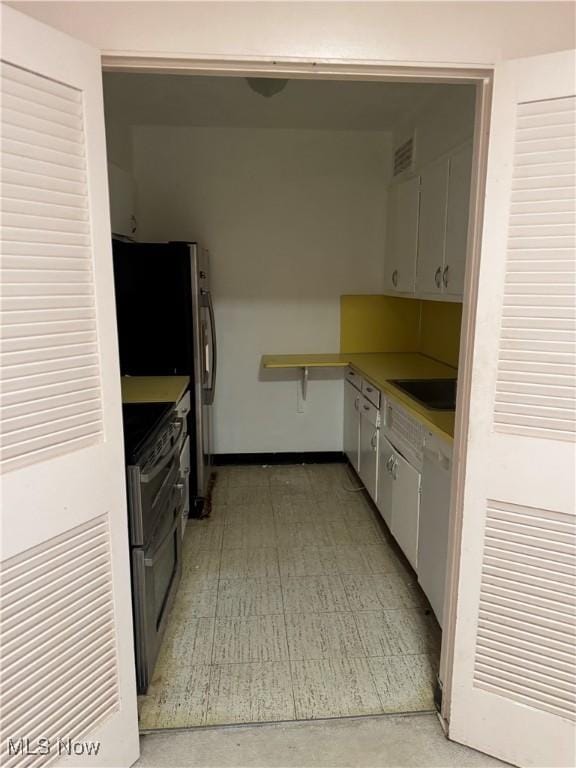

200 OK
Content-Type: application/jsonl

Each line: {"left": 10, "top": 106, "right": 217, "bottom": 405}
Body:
{"left": 417, "top": 431, "right": 453, "bottom": 628}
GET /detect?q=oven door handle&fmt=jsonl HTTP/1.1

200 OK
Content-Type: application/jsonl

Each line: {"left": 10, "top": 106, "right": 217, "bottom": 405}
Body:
{"left": 141, "top": 418, "right": 185, "bottom": 484}
{"left": 144, "top": 509, "right": 179, "bottom": 568}
{"left": 151, "top": 458, "right": 179, "bottom": 510}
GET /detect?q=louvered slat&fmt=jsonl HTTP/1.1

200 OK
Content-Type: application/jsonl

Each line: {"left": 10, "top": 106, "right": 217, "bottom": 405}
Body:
{"left": 473, "top": 500, "right": 576, "bottom": 721}
{"left": 0, "top": 515, "right": 120, "bottom": 768}
{"left": 0, "top": 62, "right": 103, "bottom": 473}
{"left": 2, "top": 197, "right": 89, "bottom": 222}
{"left": 2, "top": 388, "right": 101, "bottom": 423}
{"left": 2, "top": 340, "right": 98, "bottom": 368}
{"left": 1, "top": 62, "right": 80, "bottom": 104}
{"left": 2, "top": 183, "right": 88, "bottom": 211}
{"left": 2, "top": 120, "right": 85, "bottom": 157}
{"left": 1, "top": 167, "right": 87, "bottom": 197}
{"left": 494, "top": 97, "right": 576, "bottom": 441}
{"left": 1, "top": 92, "right": 83, "bottom": 132}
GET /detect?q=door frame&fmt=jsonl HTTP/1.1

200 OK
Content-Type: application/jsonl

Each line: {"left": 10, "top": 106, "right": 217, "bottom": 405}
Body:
{"left": 102, "top": 52, "right": 494, "bottom": 728}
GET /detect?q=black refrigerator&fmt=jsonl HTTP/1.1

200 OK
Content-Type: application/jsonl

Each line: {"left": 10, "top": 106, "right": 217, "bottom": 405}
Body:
{"left": 112, "top": 240, "right": 216, "bottom": 513}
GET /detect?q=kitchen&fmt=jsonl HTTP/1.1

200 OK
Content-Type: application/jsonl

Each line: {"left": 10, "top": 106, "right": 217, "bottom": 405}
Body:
{"left": 2, "top": 5, "right": 574, "bottom": 766}
{"left": 105, "top": 72, "right": 474, "bottom": 729}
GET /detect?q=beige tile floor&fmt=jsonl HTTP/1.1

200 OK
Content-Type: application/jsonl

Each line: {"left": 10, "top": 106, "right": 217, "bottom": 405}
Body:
{"left": 138, "top": 463, "right": 441, "bottom": 731}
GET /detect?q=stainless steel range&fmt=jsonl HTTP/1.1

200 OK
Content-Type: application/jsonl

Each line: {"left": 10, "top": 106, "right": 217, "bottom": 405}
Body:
{"left": 123, "top": 402, "right": 185, "bottom": 693}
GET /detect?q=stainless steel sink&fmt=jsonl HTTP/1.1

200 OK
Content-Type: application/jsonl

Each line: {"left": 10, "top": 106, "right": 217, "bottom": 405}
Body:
{"left": 388, "top": 378, "right": 457, "bottom": 411}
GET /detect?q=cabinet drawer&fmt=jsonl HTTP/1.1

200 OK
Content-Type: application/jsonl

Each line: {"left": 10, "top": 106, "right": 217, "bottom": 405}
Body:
{"left": 345, "top": 367, "right": 361, "bottom": 391}
{"left": 361, "top": 380, "right": 381, "bottom": 408}
{"left": 359, "top": 395, "right": 379, "bottom": 427}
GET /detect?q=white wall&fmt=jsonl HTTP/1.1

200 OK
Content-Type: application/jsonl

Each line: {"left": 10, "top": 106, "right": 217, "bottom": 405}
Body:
{"left": 12, "top": 2, "right": 575, "bottom": 65}
{"left": 132, "top": 126, "right": 390, "bottom": 454}
{"left": 104, "top": 109, "right": 133, "bottom": 173}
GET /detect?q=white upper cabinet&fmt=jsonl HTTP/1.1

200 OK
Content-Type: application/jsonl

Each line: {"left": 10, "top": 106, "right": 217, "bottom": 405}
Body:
{"left": 383, "top": 141, "right": 472, "bottom": 301}
{"left": 444, "top": 142, "right": 473, "bottom": 296}
{"left": 384, "top": 175, "right": 420, "bottom": 294}
{"left": 416, "top": 157, "right": 450, "bottom": 296}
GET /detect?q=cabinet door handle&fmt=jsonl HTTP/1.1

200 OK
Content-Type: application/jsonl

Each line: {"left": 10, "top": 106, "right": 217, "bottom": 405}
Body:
{"left": 354, "top": 396, "right": 360, "bottom": 411}
{"left": 370, "top": 430, "right": 378, "bottom": 449}
{"left": 392, "top": 269, "right": 398, "bottom": 287}
{"left": 443, "top": 265, "right": 450, "bottom": 288}
{"left": 391, "top": 458, "right": 399, "bottom": 480}
{"left": 434, "top": 266, "right": 442, "bottom": 288}
{"left": 386, "top": 455, "right": 394, "bottom": 473}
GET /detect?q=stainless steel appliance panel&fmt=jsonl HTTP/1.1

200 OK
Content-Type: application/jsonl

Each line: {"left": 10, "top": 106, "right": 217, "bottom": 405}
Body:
{"left": 191, "top": 245, "right": 215, "bottom": 499}
{"left": 131, "top": 489, "right": 182, "bottom": 693}
{"left": 127, "top": 416, "right": 185, "bottom": 548}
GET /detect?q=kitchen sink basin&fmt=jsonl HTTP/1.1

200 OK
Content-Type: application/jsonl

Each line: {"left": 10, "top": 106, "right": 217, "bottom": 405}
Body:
{"left": 389, "top": 378, "right": 457, "bottom": 411}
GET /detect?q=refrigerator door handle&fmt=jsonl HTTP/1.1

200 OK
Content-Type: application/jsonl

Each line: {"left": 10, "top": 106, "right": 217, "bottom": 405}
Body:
{"left": 205, "top": 290, "right": 217, "bottom": 405}
{"left": 204, "top": 324, "right": 210, "bottom": 384}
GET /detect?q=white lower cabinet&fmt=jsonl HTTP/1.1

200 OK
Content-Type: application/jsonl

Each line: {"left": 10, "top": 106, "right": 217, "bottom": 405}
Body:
{"left": 417, "top": 433, "right": 453, "bottom": 626}
{"left": 343, "top": 379, "right": 361, "bottom": 473}
{"left": 377, "top": 402, "right": 423, "bottom": 571}
{"left": 376, "top": 435, "right": 395, "bottom": 527}
{"left": 359, "top": 396, "right": 379, "bottom": 502}
{"left": 390, "top": 449, "right": 421, "bottom": 571}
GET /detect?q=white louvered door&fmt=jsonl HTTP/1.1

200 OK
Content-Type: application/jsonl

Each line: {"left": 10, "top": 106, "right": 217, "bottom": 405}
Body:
{"left": 448, "top": 50, "right": 575, "bottom": 767}
{"left": 0, "top": 7, "right": 139, "bottom": 767}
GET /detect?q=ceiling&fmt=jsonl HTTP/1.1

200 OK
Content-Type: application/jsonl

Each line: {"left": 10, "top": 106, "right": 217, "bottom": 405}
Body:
{"left": 103, "top": 73, "right": 466, "bottom": 132}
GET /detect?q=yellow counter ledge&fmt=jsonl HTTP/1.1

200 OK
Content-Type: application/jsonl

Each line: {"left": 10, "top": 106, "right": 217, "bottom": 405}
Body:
{"left": 262, "top": 353, "right": 350, "bottom": 368}
{"left": 261, "top": 352, "right": 456, "bottom": 440}
{"left": 121, "top": 376, "right": 190, "bottom": 404}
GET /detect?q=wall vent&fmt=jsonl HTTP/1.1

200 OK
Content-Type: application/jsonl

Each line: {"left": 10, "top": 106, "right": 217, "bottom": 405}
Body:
{"left": 0, "top": 514, "right": 120, "bottom": 767}
{"left": 0, "top": 61, "right": 104, "bottom": 474}
{"left": 393, "top": 137, "right": 415, "bottom": 176}
{"left": 473, "top": 499, "right": 576, "bottom": 722}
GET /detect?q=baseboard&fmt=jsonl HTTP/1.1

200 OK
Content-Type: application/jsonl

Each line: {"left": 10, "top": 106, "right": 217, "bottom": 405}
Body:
{"left": 212, "top": 452, "right": 346, "bottom": 466}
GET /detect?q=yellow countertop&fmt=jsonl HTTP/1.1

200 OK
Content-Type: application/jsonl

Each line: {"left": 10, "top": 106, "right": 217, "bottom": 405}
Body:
{"left": 261, "top": 352, "right": 456, "bottom": 440}
{"left": 121, "top": 376, "right": 190, "bottom": 405}
{"left": 262, "top": 353, "right": 350, "bottom": 369}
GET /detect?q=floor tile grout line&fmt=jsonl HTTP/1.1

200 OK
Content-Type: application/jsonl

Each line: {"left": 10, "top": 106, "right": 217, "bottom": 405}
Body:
{"left": 363, "top": 648, "right": 389, "bottom": 714}
{"left": 271, "top": 482, "right": 304, "bottom": 718}
{"left": 275, "top": 510, "right": 299, "bottom": 721}
{"left": 209, "top": 489, "right": 227, "bottom": 666}
{"left": 207, "top": 470, "right": 228, "bottom": 727}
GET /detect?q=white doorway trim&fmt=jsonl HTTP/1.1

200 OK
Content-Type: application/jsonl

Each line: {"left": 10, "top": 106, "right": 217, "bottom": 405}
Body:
{"left": 101, "top": 51, "right": 494, "bottom": 728}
